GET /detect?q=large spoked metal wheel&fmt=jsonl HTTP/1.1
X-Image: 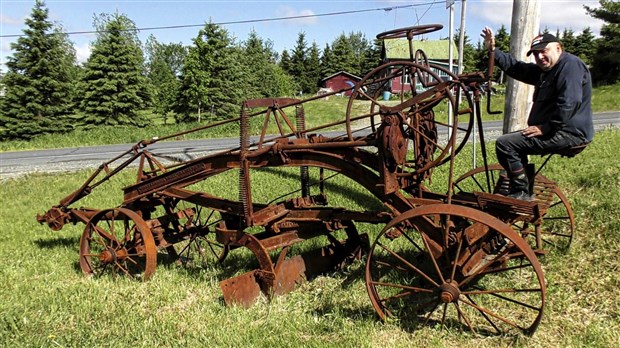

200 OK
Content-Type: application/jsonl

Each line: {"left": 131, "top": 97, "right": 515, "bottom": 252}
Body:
{"left": 79, "top": 208, "right": 157, "bottom": 280}
{"left": 345, "top": 61, "right": 474, "bottom": 175}
{"left": 453, "top": 164, "right": 575, "bottom": 251}
{"left": 365, "top": 204, "right": 546, "bottom": 335}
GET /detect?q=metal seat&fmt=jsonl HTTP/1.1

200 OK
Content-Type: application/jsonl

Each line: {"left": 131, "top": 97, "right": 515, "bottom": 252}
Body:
{"left": 553, "top": 142, "right": 590, "bottom": 158}
{"left": 535, "top": 142, "right": 590, "bottom": 176}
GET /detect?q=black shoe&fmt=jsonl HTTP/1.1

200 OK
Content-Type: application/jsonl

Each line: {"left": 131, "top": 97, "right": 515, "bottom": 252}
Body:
{"left": 507, "top": 190, "right": 533, "bottom": 201}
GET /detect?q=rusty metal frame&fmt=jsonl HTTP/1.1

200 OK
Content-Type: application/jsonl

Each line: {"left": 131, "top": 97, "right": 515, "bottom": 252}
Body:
{"left": 35, "top": 24, "right": 574, "bottom": 335}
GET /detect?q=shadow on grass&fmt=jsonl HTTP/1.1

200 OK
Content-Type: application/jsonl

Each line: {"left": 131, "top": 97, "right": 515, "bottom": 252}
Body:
{"left": 33, "top": 235, "right": 80, "bottom": 249}
{"left": 257, "top": 167, "right": 386, "bottom": 212}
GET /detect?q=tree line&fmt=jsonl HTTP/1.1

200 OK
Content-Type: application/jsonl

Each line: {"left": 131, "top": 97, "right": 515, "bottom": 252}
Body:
{"left": 1, "top": 0, "right": 618, "bottom": 140}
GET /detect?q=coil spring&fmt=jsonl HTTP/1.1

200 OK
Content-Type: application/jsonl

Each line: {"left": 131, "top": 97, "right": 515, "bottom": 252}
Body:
{"left": 296, "top": 105, "right": 310, "bottom": 197}
{"left": 239, "top": 105, "right": 250, "bottom": 220}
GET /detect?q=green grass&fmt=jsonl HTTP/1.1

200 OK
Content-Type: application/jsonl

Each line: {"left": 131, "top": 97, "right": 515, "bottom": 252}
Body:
{"left": 591, "top": 83, "right": 620, "bottom": 113}
{"left": 2, "top": 83, "right": 617, "bottom": 153}
{"left": 1, "top": 129, "right": 619, "bottom": 347}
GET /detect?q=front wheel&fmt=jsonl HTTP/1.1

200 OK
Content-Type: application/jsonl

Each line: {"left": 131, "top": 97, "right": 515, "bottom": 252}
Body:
{"left": 79, "top": 208, "right": 157, "bottom": 280}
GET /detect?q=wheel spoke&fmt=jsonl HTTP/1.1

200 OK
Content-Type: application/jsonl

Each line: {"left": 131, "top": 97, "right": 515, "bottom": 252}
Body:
{"left": 374, "top": 259, "right": 410, "bottom": 273}
{"left": 459, "top": 297, "right": 527, "bottom": 331}
{"left": 420, "top": 232, "right": 446, "bottom": 284}
{"left": 465, "top": 294, "right": 501, "bottom": 334}
{"left": 465, "top": 288, "right": 542, "bottom": 312}
{"left": 453, "top": 302, "right": 477, "bottom": 334}
{"left": 377, "top": 241, "right": 440, "bottom": 287}
{"left": 371, "top": 280, "right": 434, "bottom": 294}
{"left": 474, "top": 262, "right": 534, "bottom": 277}
{"left": 422, "top": 300, "right": 442, "bottom": 326}
{"left": 450, "top": 232, "right": 464, "bottom": 281}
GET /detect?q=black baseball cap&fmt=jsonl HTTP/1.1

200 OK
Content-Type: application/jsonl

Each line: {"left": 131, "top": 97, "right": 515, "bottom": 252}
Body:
{"left": 527, "top": 33, "right": 560, "bottom": 56}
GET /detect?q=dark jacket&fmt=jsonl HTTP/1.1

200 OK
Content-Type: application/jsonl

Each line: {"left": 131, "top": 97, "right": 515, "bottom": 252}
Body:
{"left": 494, "top": 49, "right": 594, "bottom": 142}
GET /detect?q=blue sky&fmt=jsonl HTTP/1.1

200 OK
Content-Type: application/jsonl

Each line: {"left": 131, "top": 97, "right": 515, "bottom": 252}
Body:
{"left": 0, "top": 0, "right": 605, "bottom": 69}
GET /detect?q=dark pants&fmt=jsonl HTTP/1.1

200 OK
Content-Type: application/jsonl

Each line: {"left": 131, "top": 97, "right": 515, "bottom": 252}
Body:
{"left": 495, "top": 130, "right": 586, "bottom": 174}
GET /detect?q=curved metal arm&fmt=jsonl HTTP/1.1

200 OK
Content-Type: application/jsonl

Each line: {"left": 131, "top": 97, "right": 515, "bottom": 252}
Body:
{"left": 485, "top": 49, "right": 502, "bottom": 115}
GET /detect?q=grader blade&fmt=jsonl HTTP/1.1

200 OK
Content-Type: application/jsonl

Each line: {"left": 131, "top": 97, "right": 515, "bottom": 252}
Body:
{"left": 221, "top": 234, "right": 368, "bottom": 307}
{"left": 220, "top": 255, "right": 306, "bottom": 308}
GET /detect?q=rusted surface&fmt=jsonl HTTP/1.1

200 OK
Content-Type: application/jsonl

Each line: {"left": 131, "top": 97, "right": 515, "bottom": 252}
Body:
{"left": 35, "top": 24, "right": 575, "bottom": 335}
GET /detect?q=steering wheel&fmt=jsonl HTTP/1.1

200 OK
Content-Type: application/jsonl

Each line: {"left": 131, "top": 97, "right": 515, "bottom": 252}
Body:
{"left": 376, "top": 24, "right": 443, "bottom": 40}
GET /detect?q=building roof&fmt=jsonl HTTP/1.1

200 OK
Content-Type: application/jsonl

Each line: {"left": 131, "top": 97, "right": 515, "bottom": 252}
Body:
{"left": 382, "top": 39, "right": 457, "bottom": 60}
{"left": 320, "top": 71, "right": 362, "bottom": 82}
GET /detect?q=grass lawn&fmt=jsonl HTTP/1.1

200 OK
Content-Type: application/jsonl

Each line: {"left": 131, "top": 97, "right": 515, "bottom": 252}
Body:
{"left": 1, "top": 129, "right": 618, "bottom": 347}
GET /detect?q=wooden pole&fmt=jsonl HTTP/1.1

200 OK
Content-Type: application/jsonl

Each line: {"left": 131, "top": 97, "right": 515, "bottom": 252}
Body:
{"left": 458, "top": 0, "right": 467, "bottom": 75}
{"left": 503, "top": 0, "right": 541, "bottom": 133}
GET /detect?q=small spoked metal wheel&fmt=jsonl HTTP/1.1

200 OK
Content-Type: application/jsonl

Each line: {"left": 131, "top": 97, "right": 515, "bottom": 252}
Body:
{"left": 167, "top": 201, "right": 229, "bottom": 268}
{"left": 365, "top": 204, "right": 546, "bottom": 335}
{"left": 79, "top": 208, "right": 157, "bottom": 280}
{"left": 453, "top": 164, "right": 575, "bottom": 251}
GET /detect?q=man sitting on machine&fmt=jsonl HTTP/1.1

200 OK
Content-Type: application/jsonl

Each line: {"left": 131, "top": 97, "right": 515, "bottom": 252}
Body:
{"left": 480, "top": 27, "right": 594, "bottom": 200}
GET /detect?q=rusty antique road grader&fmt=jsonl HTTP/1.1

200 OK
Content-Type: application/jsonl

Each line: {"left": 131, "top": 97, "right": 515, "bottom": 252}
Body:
{"left": 37, "top": 25, "right": 581, "bottom": 335}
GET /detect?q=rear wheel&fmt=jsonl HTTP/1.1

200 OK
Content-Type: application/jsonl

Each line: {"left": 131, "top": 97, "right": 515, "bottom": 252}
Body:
{"left": 365, "top": 204, "right": 546, "bottom": 335}
{"left": 453, "top": 164, "right": 575, "bottom": 252}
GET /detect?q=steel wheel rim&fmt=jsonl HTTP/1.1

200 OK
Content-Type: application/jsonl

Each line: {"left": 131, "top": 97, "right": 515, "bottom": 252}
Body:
{"left": 453, "top": 165, "right": 575, "bottom": 251}
{"left": 365, "top": 204, "right": 546, "bottom": 335}
{"left": 79, "top": 208, "right": 157, "bottom": 280}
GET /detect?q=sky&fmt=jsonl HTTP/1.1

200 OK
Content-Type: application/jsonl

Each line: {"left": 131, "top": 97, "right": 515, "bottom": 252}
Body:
{"left": 0, "top": 0, "right": 606, "bottom": 70}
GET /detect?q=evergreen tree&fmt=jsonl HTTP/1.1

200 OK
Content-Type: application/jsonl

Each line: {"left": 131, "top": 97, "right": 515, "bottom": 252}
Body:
{"left": 1, "top": 0, "right": 77, "bottom": 139}
{"left": 145, "top": 35, "right": 186, "bottom": 124}
{"left": 560, "top": 29, "right": 577, "bottom": 54}
{"left": 174, "top": 44, "right": 208, "bottom": 121}
{"left": 243, "top": 31, "right": 274, "bottom": 99}
{"left": 494, "top": 25, "right": 511, "bottom": 83}
{"left": 242, "top": 32, "right": 296, "bottom": 98}
{"left": 574, "top": 28, "right": 596, "bottom": 66}
{"left": 320, "top": 43, "right": 335, "bottom": 77}
{"left": 455, "top": 30, "right": 477, "bottom": 73}
{"left": 362, "top": 39, "right": 383, "bottom": 76}
{"left": 290, "top": 32, "right": 310, "bottom": 95}
{"left": 346, "top": 31, "right": 366, "bottom": 76}
{"left": 305, "top": 42, "right": 322, "bottom": 94}
{"left": 279, "top": 49, "right": 292, "bottom": 73}
{"left": 586, "top": 0, "right": 620, "bottom": 85}
{"left": 473, "top": 40, "right": 489, "bottom": 74}
{"left": 495, "top": 25, "right": 511, "bottom": 52}
{"left": 79, "top": 13, "right": 148, "bottom": 126}
{"left": 330, "top": 33, "right": 356, "bottom": 74}
{"left": 344, "top": 31, "right": 378, "bottom": 77}
{"left": 175, "top": 22, "right": 244, "bottom": 121}
{"left": 203, "top": 23, "right": 245, "bottom": 120}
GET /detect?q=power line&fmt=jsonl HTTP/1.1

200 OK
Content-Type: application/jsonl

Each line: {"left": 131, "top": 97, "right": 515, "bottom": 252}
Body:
{"left": 0, "top": 1, "right": 443, "bottom": 39}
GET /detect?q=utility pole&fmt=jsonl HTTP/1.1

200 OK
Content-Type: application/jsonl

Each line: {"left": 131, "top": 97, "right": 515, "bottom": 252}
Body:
{"left": 457, "top": 0, "right": 467, "bottom": 75}
{"left": 447, "top": 0, "right": 455, "bottom": 130}
{"left": 503, "top": 0, "right": 541, "bottom": 133}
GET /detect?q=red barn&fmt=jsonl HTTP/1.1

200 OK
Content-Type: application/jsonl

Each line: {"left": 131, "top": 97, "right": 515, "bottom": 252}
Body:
{"left": 320, "top": 71, "right": 362, "bottom": 97}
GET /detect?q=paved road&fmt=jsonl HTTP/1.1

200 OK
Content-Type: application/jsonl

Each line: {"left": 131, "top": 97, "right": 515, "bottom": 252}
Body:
{"left": 1, "top": 111, "right": 618, "bottom": 178}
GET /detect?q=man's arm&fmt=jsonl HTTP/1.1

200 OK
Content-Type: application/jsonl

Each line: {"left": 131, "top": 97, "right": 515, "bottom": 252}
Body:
{"left": 480, "top": 26, "right": 539, "bottom": 85}
{"left": 554, "top": 57, "right": 586, "bottom": 125}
